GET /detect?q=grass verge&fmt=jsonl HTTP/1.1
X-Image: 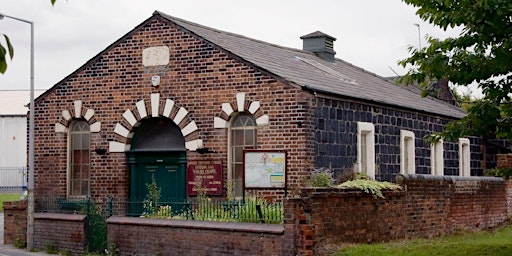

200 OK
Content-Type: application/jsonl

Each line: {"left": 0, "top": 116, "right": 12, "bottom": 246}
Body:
{"left": 337, "top": 224, "right": 512, "bottom": 256}
{"left": 0, "top": 193, "right": 23, "bottom": 211}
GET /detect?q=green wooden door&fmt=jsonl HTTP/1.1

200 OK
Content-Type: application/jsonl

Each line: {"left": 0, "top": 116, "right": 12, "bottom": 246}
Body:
{"left": 128, "top": 151, "right": 186, "bottom": 216}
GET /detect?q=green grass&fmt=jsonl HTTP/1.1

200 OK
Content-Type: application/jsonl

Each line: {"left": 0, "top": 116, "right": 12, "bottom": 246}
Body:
{"left": 337, "top": 225, "right": 512, "bottom": 256}
{"left": 0, "top": 193, "right": 23, "bottom": 211}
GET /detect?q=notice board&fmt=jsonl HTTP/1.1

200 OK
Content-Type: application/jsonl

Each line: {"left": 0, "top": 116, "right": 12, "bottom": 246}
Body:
{"left": 244, "top": 150, "right": 286, "bottom": 188}
{"left": 187, "top": 159, "right": 223, "bottom": 196}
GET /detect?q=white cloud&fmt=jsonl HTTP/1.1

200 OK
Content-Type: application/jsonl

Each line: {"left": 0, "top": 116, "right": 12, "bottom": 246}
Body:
{"left": 0, "top": 0, "right": 462, "bottom": 90}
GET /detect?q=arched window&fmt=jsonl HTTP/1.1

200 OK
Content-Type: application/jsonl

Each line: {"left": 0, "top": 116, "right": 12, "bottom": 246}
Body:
{"left": 69, "top": 120, "right": 90, "bottom": 197}
{"left": 229, "top": 113, "right": 257, "bottom": 198}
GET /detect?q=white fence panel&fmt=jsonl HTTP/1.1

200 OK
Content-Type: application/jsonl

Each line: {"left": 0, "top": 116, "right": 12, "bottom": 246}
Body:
{"left": 0, "top": 166, "right": 26, "bottom": 190}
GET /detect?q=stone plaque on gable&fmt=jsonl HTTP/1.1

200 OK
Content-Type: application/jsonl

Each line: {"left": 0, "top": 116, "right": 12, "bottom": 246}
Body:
{"left": 142, "top": 46, "right": 170, "bottom": 67}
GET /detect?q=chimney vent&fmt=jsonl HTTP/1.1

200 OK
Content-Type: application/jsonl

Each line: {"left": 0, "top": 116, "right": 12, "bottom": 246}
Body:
{"left": 300, "top": 31, "right": 337, "bottom": 62}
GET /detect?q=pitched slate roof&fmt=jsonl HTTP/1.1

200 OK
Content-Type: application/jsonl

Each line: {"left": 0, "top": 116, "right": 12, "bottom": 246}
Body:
{"left": 156, "top": 11, "right": 466, "bottom": 119}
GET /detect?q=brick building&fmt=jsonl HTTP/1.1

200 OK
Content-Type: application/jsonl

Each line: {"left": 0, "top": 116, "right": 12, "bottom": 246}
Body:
{"left": 33, "top": 11, "right": 482, "bottom": 204}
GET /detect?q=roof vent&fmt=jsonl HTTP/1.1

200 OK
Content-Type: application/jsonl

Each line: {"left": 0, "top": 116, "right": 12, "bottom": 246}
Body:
{"left": 300, "top": 31, "right": 336, "bottom": 62}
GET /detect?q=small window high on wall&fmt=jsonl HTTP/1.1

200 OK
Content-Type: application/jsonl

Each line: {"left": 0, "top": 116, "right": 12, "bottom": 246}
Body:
{"left": 459, "top": 138, "right": 470, "bottom": 177}
{"left": 400, "top": 130, "right": 415, "bottom": 174}
{"left": 430, "top": 139, "right": 444, "bottom": 175}
{"left": 69, "top": 120, "right": 91, "bottom": 197}
{"left": 357, "top": 122, "right": 375, "bottom": 179}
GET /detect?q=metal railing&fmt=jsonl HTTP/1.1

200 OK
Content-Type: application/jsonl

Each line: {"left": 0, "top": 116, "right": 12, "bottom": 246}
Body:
{"left": 0, "top": 166, "right": 26, "bottom": 191}
{"left": 34, "top": 197, "right": 284, "bottom": 224}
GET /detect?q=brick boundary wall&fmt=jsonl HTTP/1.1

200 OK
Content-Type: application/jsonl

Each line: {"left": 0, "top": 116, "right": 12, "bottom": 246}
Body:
{"left": 4, "top": 173, "right": 510, "bottom": 255}
{"left": 287, "top": 174, "right": 508, "bottom": 255}
{"left": 107, "top": 216, "right": 287, "bottom": 256}
{"left": 3, "top": 200, "right": 27, "bottom": 245}
{"left": 497, "top": 154, "right": 512, "bottom": 169}
{"left": 33, "top": 213, "right": 87, "bottom": 255}
{"left": 497, "top": 154, "right": 512, "bottom": 216}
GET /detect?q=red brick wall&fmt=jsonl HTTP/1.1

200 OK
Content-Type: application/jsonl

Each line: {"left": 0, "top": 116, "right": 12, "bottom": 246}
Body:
{"left": 287, "top": 175, "right": 508, "bottom": 255}
{"left": 107, "top": 216, "right": 287, "bottom": 256}
{"left": 497, "top": 154, "right": 512, "bottom": 215}
{"left": 33, "top": 213, "right": 87, "bottom": 255}
{"left": 3, "top": 201, "right": 27, "bottom": 245}
{"left": 33, "top": 15, "right": 315, "bottom": 201}
{"left": 399, "top": 175, "right": 451, "bottom": 238}
{"left": 4, "top": 174, "right": 509, "bottom": 255}
{"left": 497, "top": 154, "right": 512, "bottom": 169}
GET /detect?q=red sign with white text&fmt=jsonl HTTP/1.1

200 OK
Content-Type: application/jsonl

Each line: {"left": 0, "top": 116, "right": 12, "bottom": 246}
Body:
{"left": 187, "top": 160, "right": 223, "bottom": 196}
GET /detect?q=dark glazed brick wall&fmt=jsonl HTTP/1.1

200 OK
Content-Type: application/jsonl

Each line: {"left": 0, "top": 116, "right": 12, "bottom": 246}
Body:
{"left": 314, "top": 97, "right": 484, "bottom": 181}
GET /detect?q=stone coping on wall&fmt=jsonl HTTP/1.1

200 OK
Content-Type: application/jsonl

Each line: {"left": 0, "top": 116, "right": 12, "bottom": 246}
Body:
{"left": 34, "top": 213, "right": 86, "bottom": 222}
{"left": 299, "top": 187, "right": 406, "bottom": 198}
{"left": 107, "top": 216, "right": 284, "bottom": 234}
{"left": 3, "top": 200, "right": 28, "bottom": 210}
{"left": 397, "top": 173, "right": 505, "bottom": 183}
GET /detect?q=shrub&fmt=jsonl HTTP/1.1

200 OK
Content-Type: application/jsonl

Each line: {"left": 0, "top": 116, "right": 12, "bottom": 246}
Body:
{"left": 484, "top": 168, "right": 512, "bottom": 179}
{"left": 337, "top": 172, "right": 401, "bottom": 198}
{"left": 309, "top": 168, "right": 334, "bottom": 187}
{"left": 142, "top": 174, "right": 161, "bottom": 217}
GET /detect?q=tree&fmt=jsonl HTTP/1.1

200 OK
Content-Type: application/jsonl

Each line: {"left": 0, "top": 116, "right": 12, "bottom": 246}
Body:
{"left": 399, "top": 0, "right": 512, "bottom": 141}
{"left": 0, "top": 0, "right": 57, "bottom": 74}
{"left": 0, "top": 35, "right": 14, "bottom": 74}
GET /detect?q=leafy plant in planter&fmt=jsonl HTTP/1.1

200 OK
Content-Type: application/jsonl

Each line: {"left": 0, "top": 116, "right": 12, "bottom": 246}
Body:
{"left": 337, "top": 173, "right": 401, "bottom": 199}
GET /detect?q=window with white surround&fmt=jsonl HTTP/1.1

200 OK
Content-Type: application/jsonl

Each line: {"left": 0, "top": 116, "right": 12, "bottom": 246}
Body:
{"left": 229, "top": 113, "right": 257, "bottom": 198}
{"left": 357, "top": 122, "right": 375, "bottom": 179}
{"left": 400, "top": 130, "right": 416, "bottom": 174}
{"left": 430, "top": 139, "right": 444, "bottom": 175}
{"left": 69, "top": 120, "right": 91, "bottom": 197}
{"left": 459, "top": 138, "right": 470, "bottom": 177}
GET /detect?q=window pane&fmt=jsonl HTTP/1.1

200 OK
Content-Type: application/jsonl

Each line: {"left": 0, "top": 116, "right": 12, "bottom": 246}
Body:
{"left": 71, "top": 181, "right": 81, "bottom": 195}
{"left": 72, "top": 134, "right": 82, "bottom": 149}
{"left": 361, "top": 134, "right": 367, "bottom": 172}
{"left": 234, "top": 164, "right": 243, "bottom": 179}
{"left": 232, "top": 130, "right": 244, "bottom": 144}
{"left": 233, "top": 179, "right": 243, "bottom": 197}
{"left": 245, "top": 130, "right": 254, "bottom": 146}
{"left": 82, "top": 181, "right": 89, "bottom": 195}
{"left": 72, "top": 165, "right": 81, "bottom": 179}
{"left": 82, "top": 134, "right": 90, "bottom": 148}
{"left": 81, "top": 165, "right": 90, "bottom": 179}
{"left": 81, "top": 150, "right": 89, "bottom": 163}
{"left": 234, "top": 147, "right": 243, "bottom": 162}
{"left": 73, "top": 150, "right": 82, "bottom": 164}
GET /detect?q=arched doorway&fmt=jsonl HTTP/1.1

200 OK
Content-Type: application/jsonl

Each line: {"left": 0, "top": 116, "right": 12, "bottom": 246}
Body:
{"left": 127, "top": 117, "right": 187, "bottom": 215}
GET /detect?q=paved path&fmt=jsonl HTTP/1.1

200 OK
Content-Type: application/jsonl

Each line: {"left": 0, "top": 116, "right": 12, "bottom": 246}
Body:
{"left": 0, "top": 213, "right": 51, "bottom": 256}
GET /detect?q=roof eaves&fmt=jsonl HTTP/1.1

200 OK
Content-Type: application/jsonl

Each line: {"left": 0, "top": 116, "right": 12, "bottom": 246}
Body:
{"left": 305, "top": 85, "right": 466, "bottom": 119}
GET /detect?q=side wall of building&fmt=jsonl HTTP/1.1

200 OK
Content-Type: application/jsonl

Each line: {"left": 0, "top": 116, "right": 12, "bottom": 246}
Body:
{"left": 313, "top": 97, "right": 484, "bottom": 181}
